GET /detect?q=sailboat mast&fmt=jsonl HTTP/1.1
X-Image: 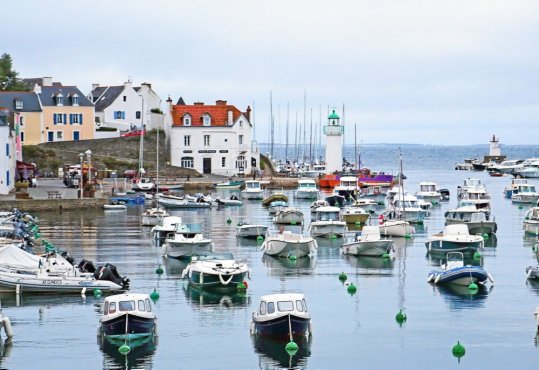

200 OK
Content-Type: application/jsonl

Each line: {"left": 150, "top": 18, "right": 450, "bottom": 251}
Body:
{"left": 294, "top": 111, "right": 298, "bottom": 162}
{"left": 270, "top": 90, "right": 274, "bottom": 159}
{"left": 303, "top": 89, "right": 307, "bottom": 163}
{"left": 354, "top": 123, "right": 358, "bottom": 196}
{"left": 156, "top": 126, "right": 159, "bottom": 197}
{"left": 309, "top": 108, "right": 313, "bottom": 164}
{"left": 285, "top": 102, "right": 289, "bottom": 161}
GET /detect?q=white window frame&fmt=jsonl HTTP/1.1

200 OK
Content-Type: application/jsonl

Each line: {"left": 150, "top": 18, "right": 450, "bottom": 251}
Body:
{"left": 183, "top": 115, "right": 191, "bottom": 126}
{"left": 56, "top": 94, "right": 64, "bottom": 106}
{"left": 72, "top": 114, "right": 80, "bottom": 124}
{"left": 56, "top": 131, "right": 63, "bottom": 140}
{"left": 55, "top": 113, "right": 64, "bottom": 124}
{"left": 184, "top": 135, "right": 191, "bottom": 146}
{"left": 203, "top": 135, "right": 210, "bottom": 146}
{"left": 203, "top": 114, "right": 211, "bottom": 126}
{"left": 15, "top": 100, "right": 23, "bottom": 110}
{"left": 181, "top": 157, "right": 194, "bottom": 168}
{"left": 72, "top": 95, "right": 79, "bottom": 106}
{"left": 239, "top": 135, "right": 243, "bottom": 145}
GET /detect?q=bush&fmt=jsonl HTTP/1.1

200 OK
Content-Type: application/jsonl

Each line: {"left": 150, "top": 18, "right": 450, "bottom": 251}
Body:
{"left": 150, "top": 108, "right": 163, "bottom": 114}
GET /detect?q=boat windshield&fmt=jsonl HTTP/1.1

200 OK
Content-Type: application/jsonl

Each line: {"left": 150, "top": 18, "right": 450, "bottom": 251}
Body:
{"left": 317, "top": 212, "right": 339, "bottom": 221}
{"left": 277, "top": 301, "right": 294, "bottom": 312}
{"left": 520, "top": 186, "right": 536, "bottom": 193}
{"left": 246, "top": 182, "right": 260, "bottom": 189}
{"left": 119, "top": 300, "right": 136, "bottom": 312}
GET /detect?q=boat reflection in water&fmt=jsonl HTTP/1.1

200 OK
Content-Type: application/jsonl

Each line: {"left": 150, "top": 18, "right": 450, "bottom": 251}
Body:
{"left": 315, "top": 237, "right": 344, "bottom": 257}
{"left": 342, "top": 255, "right": 394, "bottom": 274}
{"left": 526, "top": 279, "right": 539, "bottom": 296}
{"left": 183, "top": 285, "right": 250, "bottom": 308}
{"left": 0, "top": 338, "right": 12, "bottom": 368}
{"left": 432, "top": 283, "right": 492, "bottom": 310}
{"left": 162, "top": 256, "right": 190, "bottom": 276}
{"left": 262, "top": 254, "right": 316, "bottom": 277}
{"left": 252, "top": 334, "right": 311, "bottom": 369}
{"left": 99, "top": 334, "right": 157, "bottom": 369}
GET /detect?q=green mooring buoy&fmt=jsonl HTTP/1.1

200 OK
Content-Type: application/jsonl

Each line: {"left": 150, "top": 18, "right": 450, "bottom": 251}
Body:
{"left": 338, "top": 272, "right": 347, "bottom": 282}
{"left": 395, "top": 309, "right": 407, "bottom": 324}
{"left": 150, "top": 288, "right": 160, "bottom": 301}
{"left": 285, "top": 340, "right": 298, "bottom": 355}
{"left": 256, "top": 235, "right": 264, "bottom": 241}
{"left": 473, "top": 251, "right": 481, "bottom": 259}
{"left": 468, "top": 282, "right": 478, "bottom": 291}
{"left": 347, "top": 283, "right": 357, "bottom": 295}
{"left": 482, "top": 233, "right": 489, "bottom": 240}
{"left": 288, "top": 254, "right": 297, "bottom": 261}
{"left": 237, "top": 282, "right": 247, "bottom": 291}
{"left": 118, "top": 344, "right": 131, "bottom": 355}
{"left": 404, "top": 233, "right": 411, "bottom": 239}
{"left": 452, "top": 341, "right": 465, "bottom": 358}
{"left": 155, "top": 265, "right": 164, "bottom": 275}
{"left": 382, "top": 253, "right": 390, "bottom": 259}
{"left": 93, "top": 288, "right": 102, "bottom": 297}
{"left": 226, "top": 218, "right": 232, "bottom": 224}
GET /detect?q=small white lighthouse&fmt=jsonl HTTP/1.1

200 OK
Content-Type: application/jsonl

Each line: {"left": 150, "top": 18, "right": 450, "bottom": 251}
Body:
{"left": 324, "top": 108, "right": 344, "bottom": 173}
{"left": 489, "top": 134, "right": 501, "bottom": 157}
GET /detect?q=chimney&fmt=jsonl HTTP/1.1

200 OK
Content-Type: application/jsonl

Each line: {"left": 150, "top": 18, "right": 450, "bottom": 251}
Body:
{"left": 92, "top": 83, "right": 99, "bottom": 91}
{"left": 142, "top": 82, "right": 151, "bottom": 89}
{"left": 42, "top": 77, "right": 52, "bottom": 87}
{"left": 194, "top": 102, "right": 204, "bottom": 106}
{"left": 227, "top": 110, "right": 233, "bottom": 125}
{"left": 216, "top": 100, "right": 227, "bottom": 106}
{"left": 246, "top": 106, "right": 252, "bottom": 123}
{"left": 33, "top": 83, "right": 41, "bottom": 94}
{"left": 124, "top": 80, "right": 133, "bottom": 89}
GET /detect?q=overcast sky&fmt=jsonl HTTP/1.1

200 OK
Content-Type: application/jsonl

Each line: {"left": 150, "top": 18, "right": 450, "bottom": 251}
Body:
{"left": 3, "top": 0, "right": 539, "bottom": 145}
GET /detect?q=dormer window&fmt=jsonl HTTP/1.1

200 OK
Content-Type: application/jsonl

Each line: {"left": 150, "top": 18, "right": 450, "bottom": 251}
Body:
{"left": 183, "top": 114, "right": 191, "bottom": 126}
{"left": 55, "top": 93, "right": 64, "bottom": 106}
{"left": 71, "top": 94, "right": 79, "bottom": 106}
{"left": 202, "top": 114, "right": 211, "bottom": 126}
{"left": 15, "top": 99, "right": 23, "bottom": 110}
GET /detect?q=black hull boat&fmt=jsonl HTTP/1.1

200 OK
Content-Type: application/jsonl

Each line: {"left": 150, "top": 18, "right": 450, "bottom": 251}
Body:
{"left": 101, "top": 313, "right": 156, "bottom": 338}
{"left": 253, "top": 314, "right": 310, "bottom": 338}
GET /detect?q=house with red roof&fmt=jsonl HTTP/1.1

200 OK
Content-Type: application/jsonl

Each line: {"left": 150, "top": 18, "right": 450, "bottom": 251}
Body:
{"left": 167, "top": 98, "right": 259, "bottom": 176}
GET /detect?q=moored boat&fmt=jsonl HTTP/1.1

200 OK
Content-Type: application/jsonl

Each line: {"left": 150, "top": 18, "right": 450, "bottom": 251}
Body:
{"left": 309, "top": 206, "right": 347, "bottom": 238}
{"left": 262, "top": 192, "right": 288, "bottom": 207}
{"left": 444, "top": 206, "right": 497, "bottom": 236}
{"left": 141, "top": 207, "right": 170, "bottom": 226}
{"left": 415, "top": 181, "right": 442, "bottom": 205}
{"left": 341, "top": 226, "right": 394, "bottom": 257}
{"left": 261, "top": 231, "right": 317, "bottom": 258}
{"left": 241, "top": 180, "right": 265, "bottom": 200}
{"left": 511, "top": 184, "right": 539, "bottom": 204}
{"left": 150, "top": 215, "right": 183, "bottom": 242}
{"left": 379, "top": 219, "right": 415, "bottom": 237}
{"left": 162, "top": 224, "right": 212, "bottom": 259}
{"left": 523, "top": 207, "right": 539, "bottom": 235}
{"left": 295, "top": 179, "right": 319, "bottom": 200}
{"left": 213, "top": 179, "right": 245, "bottom": 189}
{"left": 236, "top": 219, "right": 268, "bottom": 239}
{"left": 425, "top": 224, "right": 485, "bottom": 253}
{"left": 274, "top": 208, "right": 304, "bottom": 225}
{"left": 428, "top": 252, "right": 493, "bottom": 286}
{"left": 341, "top": 206, "right": 370, "bottom": 225}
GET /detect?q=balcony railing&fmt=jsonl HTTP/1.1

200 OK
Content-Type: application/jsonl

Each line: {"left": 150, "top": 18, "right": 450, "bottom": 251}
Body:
{"left": 323, "top": 125, "right": 344, "bottom": 135}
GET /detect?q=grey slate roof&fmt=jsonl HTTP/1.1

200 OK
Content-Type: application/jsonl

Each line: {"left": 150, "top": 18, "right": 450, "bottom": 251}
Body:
{"left": 177, "top": 97, "right": 186, "bottom": 105}
{"left": 39, "top": 86, "right": 93, "bottom": 107}
{"left": 89, "top": 86, "right": 124, "bottom": 112}
{"left": 0, "top": 92, "right": 41, "bottom": 112}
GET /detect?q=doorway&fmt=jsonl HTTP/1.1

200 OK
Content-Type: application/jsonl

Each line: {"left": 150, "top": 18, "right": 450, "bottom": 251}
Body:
{"left": 203, "top": 158, "right": 212, "bottom": 174}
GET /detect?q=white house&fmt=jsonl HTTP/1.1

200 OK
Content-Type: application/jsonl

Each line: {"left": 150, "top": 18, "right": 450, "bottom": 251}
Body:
{"left": 168, "top": 99, "right": 259, "bottom": 176}
{"left": 0, "top": 108, "right": 16, "bottom": 195}
{"left": 88, "top": 80, "right": 163, "bottom": 131}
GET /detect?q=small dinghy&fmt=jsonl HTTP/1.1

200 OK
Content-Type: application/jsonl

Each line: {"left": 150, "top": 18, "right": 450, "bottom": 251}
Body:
{"left": 181, "top": 253, "right": 250, "bottom": 292}
{"left": 250, "top": 293, "right": 312, "bottom": 338}
{"left": 215, "top": 194, "right": 243, "bottom": 207}
{"left": 236, "top": 219, "right": 268, "bottom": 239}
{"left": 99, "top": 293, "right": 157, "bottom": 340}
{"left": 526, "top": 265, "right": 539, "bottom": 280}
{"left": 274, "top": 208, "right": 304, "bottom": 225}
{"left": 428, "top": 252, "right": 493, "bottom": 286}
{"left": 103, "top": 201, "right": 127, "bottom": 211}
{"left": 261, "top": 230, "right": 317, "bottom": 258}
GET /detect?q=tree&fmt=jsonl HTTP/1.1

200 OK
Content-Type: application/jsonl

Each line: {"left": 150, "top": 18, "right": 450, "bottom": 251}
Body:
{"left": 0, "top": 53, "right": 28, "bottom": 91}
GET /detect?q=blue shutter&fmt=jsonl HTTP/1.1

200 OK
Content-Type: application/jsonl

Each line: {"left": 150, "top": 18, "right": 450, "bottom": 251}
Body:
{"left": 122, "top": 111, "right": 126, "bottom": 119}
{"left": 69, "top": 114, "right": 73, "bottom": 125}
{"left": 5, "top": 143, "right": 8, "bottom": 156}
{"left": 6, "top": 170, "right": 9, "bottom": 186}
{"left": 79, "top": 114, "right": 83, "bottom": 124}
{"left": 53, "top": 114, "right": 57, "bottom": 125}
{"left": 63, "top": 114, "right": 67, "bottom": 125}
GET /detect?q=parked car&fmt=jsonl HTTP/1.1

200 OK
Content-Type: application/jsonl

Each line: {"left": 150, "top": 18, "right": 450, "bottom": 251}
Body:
{"left": 123, "top": 170, "right": 137, "bottom": 179}
{"left": 121, "top": 129, "right": 145, "bottom": 137}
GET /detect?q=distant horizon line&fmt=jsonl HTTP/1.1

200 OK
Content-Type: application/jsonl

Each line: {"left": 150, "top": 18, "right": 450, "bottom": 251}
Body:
{"left": 257, "top": 142, "right": 537, "bottom": 147}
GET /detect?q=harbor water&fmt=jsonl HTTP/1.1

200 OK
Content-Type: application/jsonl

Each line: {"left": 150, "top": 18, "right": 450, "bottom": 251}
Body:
{"left": 1, "top": 145, "right": 538, "bottom": 369}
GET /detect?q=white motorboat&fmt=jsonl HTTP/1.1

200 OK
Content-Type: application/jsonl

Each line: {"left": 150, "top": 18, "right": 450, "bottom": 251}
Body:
{"left": 444, "top": 206, "right": 497, "bottom": 235}
{"left": 141, "top": 207, "right": 170, "bottom": 226}
{"left": 99, "top": 293, "right": 157, "bottom": 340}
{"left": 261, "top": 231, "right": 317, "bottom": 258}
{"left": 360, "top": 185, "right": 387, "bottom": 205}
{"left": 162, "top": 224, "right": 212, "bottom": 259}
{"left": 302, "top": 164, "right": 326, "bottom": 178}
{"left": 236, "top": 219, "right": 269, "bottom": 239}
{"left": 274, "top": 208, "right": 304, "bottom": 225}
{"left": 215, "top": 194, "right": 243, "bottom": 206}
{"left": 151, "top": 215, "right": 183, "bottom": 241}
{"left": 310, "top": 200, "right": 329, "bottom": 213}
{"left": 425, "top": 224, "right": 485, "bottom": 253}
{"left": 157, "top": 194, "right": 211, "bottom": 208}
{"left": 489, "top": 159, "right": 524, "bottom": 174}
{"left": 341, "top": 226, "right": 394, "bottom": 257}
{"left": 350, "top": 198, "right": 378, "bottom": 214}
{"left": 0, "top": 244, "right": 129, "bottom": 293}
{"left": 523, "top": 207, "right": 539, "bottom": 235}
{"left": 510, "top": 184, "right": 539, "bottom": 204}
{"left": 456, "top": 178, "right": 487, "bottom": 200}
{"left": 309, "top": 206, "right": 347, "bottom": 238}
{"left": 457, "top": 187, "right": 491, "bottom": 211}
{"left": 250, "top": 293, "right": 312, "bottom": 338}
{"left": 132, "top": 177, "right": 155, "bottom": 192}
{"left": 379, "top": 219, "right": 415, "bottom": 237}
{"left": 386, "top": 192, "right": 425, "bottom": 224}
{"left": 295, "top": 179, "right": 319, "bottom": 200}
{"left": 503, "top": 178, "right": 529, "bottom": 198}
{"left": 181, "top": 253, "right": 250, "bottom": 292}
{"left": 268, "top": 201, "right": 288, "bottom": 215}
{"left": 415, "top": 182, "right": 442, "bottom": 205}
{"left": 332, "top": 176, "right": 359, "bottom": 201}
{"left": 241, "top": 180, "right": 264, "bottom": 200}
{"left": 103, "top": 203, "right": 127, "bottom": 211}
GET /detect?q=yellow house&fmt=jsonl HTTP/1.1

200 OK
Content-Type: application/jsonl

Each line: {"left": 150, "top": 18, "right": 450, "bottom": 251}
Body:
{"left": 0, "top": 92, "right": 42, "bottom": 145}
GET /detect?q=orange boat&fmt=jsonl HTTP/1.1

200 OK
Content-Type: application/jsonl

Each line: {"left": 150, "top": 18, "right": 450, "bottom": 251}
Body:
{"left": 318, "top": 174, "right": 340, "bottom": 188}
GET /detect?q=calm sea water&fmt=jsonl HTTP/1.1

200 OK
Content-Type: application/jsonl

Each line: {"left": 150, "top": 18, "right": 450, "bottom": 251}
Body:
{"left": 1, "top": 145, "right": 539, "bottom": 369}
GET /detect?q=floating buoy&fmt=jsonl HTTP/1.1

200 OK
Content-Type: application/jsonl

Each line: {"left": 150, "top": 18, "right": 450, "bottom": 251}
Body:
{"left": 288, "top": 254, "right": 297, "bottom": 261}
{"left": 285, "top": 340, "right": 298, "bottom": 355}
{"left": 330, "top": 234, "right": 337, "bottom": 240}
{"left": 355, "top": 221, "right": 361, "bottom": 226}
{"left": 93, "top": 288, "right": 102, "bottom": 297}
{"left": 226, "top": 218, "right": 232, "bottom": 224}
{"left": 155, "top": 265, "right": 164, "bottom": 275}
{"left": 338, "top": 272, "right": 347, "bottom": 282}
{"left": 518, "top": 205, "right": 523, "bottom": 209}
{"left": 291, "top": 221, "right": 297, "bottom": 225}
{"left": 417, "top": 220, "right": 424, "bottom": 225}
{"left": 468, "top": 282, "right": 478, "bottom": 291}
{"left": 395, "top": 309, "right": 407, "bottom": 324}
{"left": 347, "top": 283, "right": 357, "bottom": 295}
{"left": 150, "top": 288, "right": 160, "bottom": 301}
{"left": 404, "top": 233, "right": 411, "bottom": 239}
{"left": 35, "top": 233, "right": 41, "bottom": 239}
{"left": 473, "top": 251, "right": 481, "bottom": 260}
{"left": 237, "top": 282, "right": 247, "bottom": 291}
{"left": 482, "top": 233, "right": 489, "bottom": 240}
{"left": 382, "top": 253, "right": 390, "bottom": 259}
{"left": 118, "top": 344, "right": 131, "bottom": 355}
{"left": 452, "top": 341, "right": 465, "bottom": 358}
{"left": 256, "top": 235, "right": 264, "bottom": 241}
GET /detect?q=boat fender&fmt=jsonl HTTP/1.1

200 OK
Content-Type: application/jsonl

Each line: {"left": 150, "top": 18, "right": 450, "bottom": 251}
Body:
{"left": 308, "top": 321, "right": 313, "bottom": 336}
{"left": 488, "top": 273, "right": 495, "bottom": 284}
{"left": 249, "top": 321, "right": 256, "bottom": 335}
{"left": 434, "top": 274, "right": 441, "bottom": 284}
{"left": 427, "top": 274, "right": 434, "bottom": 283}
{"left": 2, "top": 316, "right": 13, "bottom": 338}
{"left": 527, "top": 268, "right": 533, "bottom": 280}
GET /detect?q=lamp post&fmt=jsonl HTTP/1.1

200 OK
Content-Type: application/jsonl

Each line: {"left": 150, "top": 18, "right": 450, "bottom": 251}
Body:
{"left": 79, "top": 153, "right": 84, "bottom": 199}
{"left": 85, "top": 149, "right": 92, "bottom": 187}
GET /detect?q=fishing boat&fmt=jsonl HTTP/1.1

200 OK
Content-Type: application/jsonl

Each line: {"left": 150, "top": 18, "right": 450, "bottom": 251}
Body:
{"left": 150, "top": 215, "right": 183, "bottom": 242}
{"left": 268, "top": 201, "right": 288, "bottom": 215}
{"left": 351, "top": 198, "right": 379, "bottom": 214}
{"left": 162, "top": 223, "right": 212, "bottom": 259}
{"left": 181, "top": 253, "right": 250, "bottom": 292}
{"left": 215, "top": 194, "right": 243, "bottom": 207}
{"left": 360, "top": 185, "right": 387, "bottom": 205}
{"left": 261, "top": 231, "right": 317, "bottom": 258}
{"left": 341, "top": 226, "right": 394, "bottom": 257}
{"left": 427, "top": 252, "right": 493, "bottom": 286}
{"left": 241, "top": 180, "right": 264, "bottom": 200}
{"left": 0, "top": 244, "right": 129, "bottom": 293}
{"left": 262, "top": 192, "right": 288, "bottom": 207}
{"left": 384, "top": 192, "right": 425, "bottom": 224}
{"left": 358, "top": 172, "right": 394, "bottom": 188}
{"left": 141, "top": 207, "right": 170, "bottom": 226}
{"left": 310, "top": 200, "right": 329, "bottom": 213}
{"left": 274, "top": 208, "right": 304, "bottom": 225}
{"left": 332, "top": 176, "right": 359, "bottom": 201}
{"left": 213, "top": 179, "right": 244, "bottom": 189}
{"left": 99, "top": 293, "right": 157, "bottom": 340}
{"left": 250, "top": 293, "right": 312, "bottom": 338}
{"left": 511, "top": 184, "right": 539, "bottom": 204}
{"left": 318, "top": 174, "right": 340, "bottom": 189}
{"left": 523, "top": 207, "right": 539, "bottom": 235}
{"left": 236, "top": 219, "right": 268, "bottom": 239}
{"left": 341, "top": 205, "right": 370, "bottom": 225}
{"left": 415, "top": 182, "right": 442, "bottom": 205}
{"left": 295, "top": 179, "right": 319, "bottom": 199}
{"left": 379, "top": 219, "right": 415, "bottom": 238}
{"left": 325, "top": 194, "right": 346, "bottom": 208}
{"left": 425, "top": 224, "right": 485, "bottom": 253}
{"left": 503, "top": 178, "right": 529, "bottom": 198}
{"left": 309, "top": 206, "right": 347, "bottom": 238}
{"left": 512, "top": 161, "right": 539, "bottom": 178}
{"left": 444, "top": 206, "right": 497, "bottom": 235}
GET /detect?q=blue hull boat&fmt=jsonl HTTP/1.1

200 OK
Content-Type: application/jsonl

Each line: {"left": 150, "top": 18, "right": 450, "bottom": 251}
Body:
{"left": 427, "top": 252, "right": 493, "bottom": 286}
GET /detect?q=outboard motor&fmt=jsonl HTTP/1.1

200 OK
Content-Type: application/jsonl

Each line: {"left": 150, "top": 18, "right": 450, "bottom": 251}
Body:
{"left": 61, "top": 251, "right": 75, "bottom": 266}
{"left": 78, "top": 259, "right": 96, "bottom": 273}
{"left": 94, "top": 263, "right": 130, "bottom": 289}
